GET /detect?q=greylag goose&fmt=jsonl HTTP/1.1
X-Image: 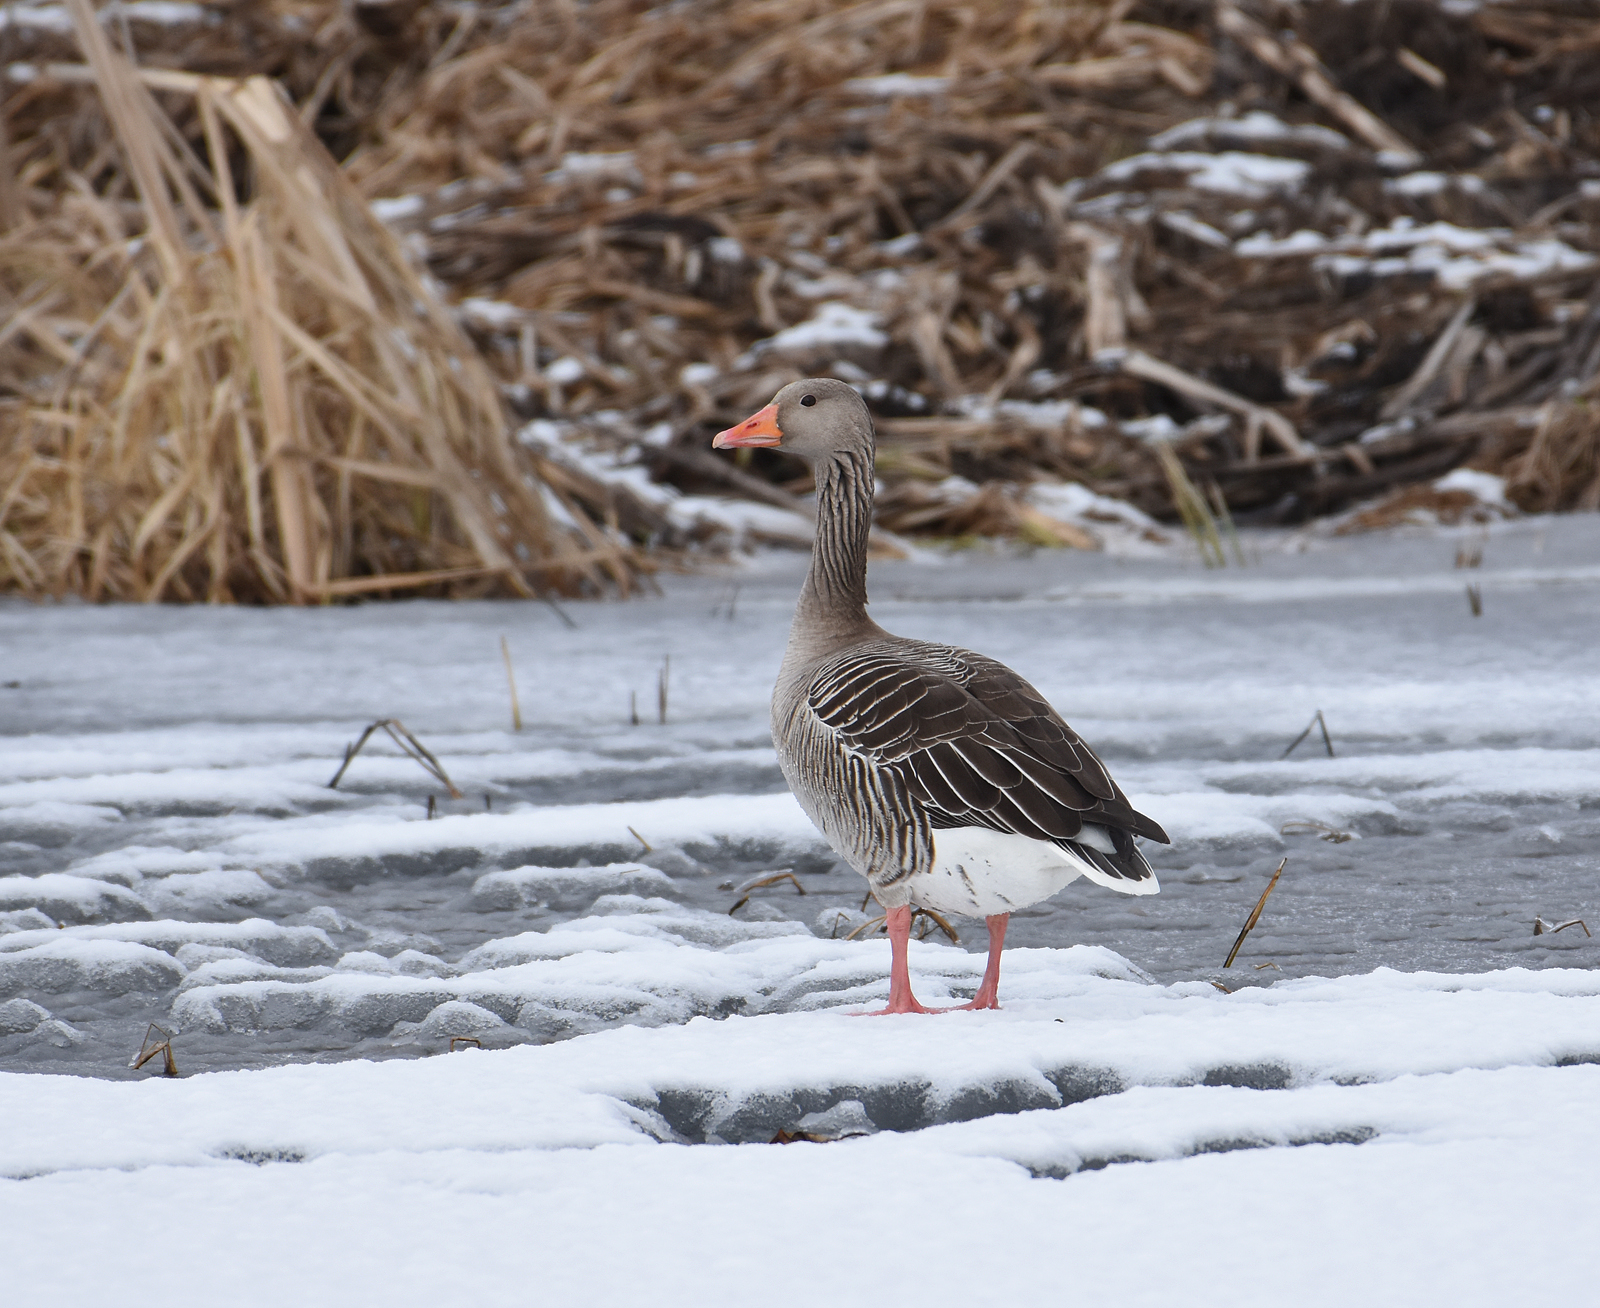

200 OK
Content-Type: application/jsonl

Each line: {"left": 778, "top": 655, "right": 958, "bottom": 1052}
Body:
{"left": 714, "top": 378, "right": 1169, "bottom": 1014}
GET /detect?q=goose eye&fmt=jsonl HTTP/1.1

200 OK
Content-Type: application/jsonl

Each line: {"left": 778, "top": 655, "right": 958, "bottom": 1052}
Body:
{"left": 800, "top": 394, "right": 816, "bottom": 407}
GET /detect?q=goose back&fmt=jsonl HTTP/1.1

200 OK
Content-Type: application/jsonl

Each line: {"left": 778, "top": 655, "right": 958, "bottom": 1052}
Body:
{"left": 774, "top": 635, "right": 1169, "bottom": 908}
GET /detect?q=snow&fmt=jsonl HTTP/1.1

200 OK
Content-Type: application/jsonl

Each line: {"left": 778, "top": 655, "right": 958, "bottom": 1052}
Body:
{"left": 544, "top": 151, "right": 641, "bottom": 186}
{"left": 0, "top": 4, "right": 76, "bottom": 33}
{"left": 1234, "top": 227, "right": 1333, "bottom": 256}
{"left": 3, "top": 516, "right": 1600, "bottom": 1302}
{"left": 0, "top": 2, "right": 209, "bottom": 34}
{"left": 1238, "top": 218, "right": 1597, "bottom": 289}
{"left": 458, "top": 297, "right": 529, "bottom": 330}
{"left": 544, "top": 355, "right": 585, "bottom": 384}
{"left": 996, "top": 397, "right": 1108, "bottom": 430}
{"left": 1157, "top": 209, "right": 1231, "bottom": 248}
{"left": 1387, "top": 170, "right": 1485, "bottom": 196}
{"left": 747, "top": 302, "right": 888, "bottom": 359}
{"left": 369, "top": 193, "right": 424, "bottom": 223}
{"left": 1434, "top": 467, "right": 1510, "bottom": 508}
{"left": 1119, "top": 413, "right": 1184, "bottom": 442}
{"left": 1098, "top": 151, "right": 1310, "bottom": 198}
{"left": 1026, "top": 481, "right": 1169, "bottom": 557}
{"left": 3, "top": 971, "right": 1599, "bottom": 1303}
{"left": 842, "top": 75, "right": 952, "bottom": 97}
{"left": 467, "top": 862, "right": 676, "bottom": 911}
{"left": 1150, "top": 111, "right": 1350, "bottom": 152}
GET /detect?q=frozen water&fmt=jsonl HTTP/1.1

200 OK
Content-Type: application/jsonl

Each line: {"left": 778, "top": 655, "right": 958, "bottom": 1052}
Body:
{"left": 2, "top": 514, "right": 1598, "bottom": 1303}
{"left": 0, "top": 513, "right": 1597, "bottom": 1077}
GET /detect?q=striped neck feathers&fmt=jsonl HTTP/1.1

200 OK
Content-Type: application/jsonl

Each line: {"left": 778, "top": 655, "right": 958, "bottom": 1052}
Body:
{"left": 798, "top": 448, "right": 874, "bottom": 631}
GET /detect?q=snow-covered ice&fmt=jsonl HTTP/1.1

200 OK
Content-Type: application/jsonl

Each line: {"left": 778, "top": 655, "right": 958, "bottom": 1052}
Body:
{"left": 2, "top": 514, "right": 1598, "bottom": 1304}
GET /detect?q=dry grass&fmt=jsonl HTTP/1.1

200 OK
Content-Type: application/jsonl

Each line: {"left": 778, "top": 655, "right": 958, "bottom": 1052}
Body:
{"left": 5, "top": 0, "right": 1600, "bottom": 589}
{"left": 0, "top": 3, "right": 638, "bottom": 602}
{"left": 1503, "top": 399, "right": 1600, "bottom": 513}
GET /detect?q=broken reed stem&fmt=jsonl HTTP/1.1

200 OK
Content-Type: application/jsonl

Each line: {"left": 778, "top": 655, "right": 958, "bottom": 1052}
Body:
{"left": 1207, "top": 479, "right": 1247, "bottom": 567}
{"left": 1223, "top": 857, "right": 1288, "bottom": 969}
{"left": 1280, "top": 819, "right": 1354, "bottom": 844}
{"left": 843, "top": 907, "right": 958, "bottom": 945}
{"left": 1155, "top": 443, "right": 1226, "bottom": 567}
{"left": 1466, "top": 583, "right": 1483, "bottom": 617}
{"left": 1281, "top": 710, "right": 1335, "bottom": 760}
{"left": 914, "top": 907, "right": 960, "bottom": 944}
{"left": 845, "top": 913, "right": 888, "bottom": 941}
{"left": 728, "top": 869, "right": 805, "bottom": 915}
{"left": 500, "top": 635, "right": 523, "bottom": 732}
{"left": 628, "top": 825, "right": 652, "bottom": 853}
{"left": 657, "top": 655, "right": 670, "bottom": 726}
{"left": 327, "top": 718, "right": 463, "bottom": 797}
{"left": 326, "top": 722, "right": 384, "bottom": 790}
{"left": 1534, "top": 916, "right": 1591, "bottom": 937}
{"left": 131, "top": 1022, "right": 178, "bottom": 1076}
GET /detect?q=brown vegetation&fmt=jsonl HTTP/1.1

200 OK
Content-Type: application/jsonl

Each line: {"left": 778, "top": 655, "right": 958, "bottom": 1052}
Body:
{"left": 3, "top": 1, "right": 1599, "bottom": 600}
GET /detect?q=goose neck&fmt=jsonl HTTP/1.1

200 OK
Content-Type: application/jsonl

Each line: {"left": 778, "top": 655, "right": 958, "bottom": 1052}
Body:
{"left": 797, "top": 449, "right": 873, "bottom": 630}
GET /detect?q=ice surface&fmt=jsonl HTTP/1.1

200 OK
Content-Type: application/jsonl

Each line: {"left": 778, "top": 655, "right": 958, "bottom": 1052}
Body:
{"left": 3, "top": 519, "right": 1600, "bottom": 1301}
{"left": 1, "top": 514, "right": 1598, "bottom": 1081}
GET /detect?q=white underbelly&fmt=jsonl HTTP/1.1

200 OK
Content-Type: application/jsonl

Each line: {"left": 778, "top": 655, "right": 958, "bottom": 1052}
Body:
{"left": 910, "top": 826, "right": 1094, "bottom": 918}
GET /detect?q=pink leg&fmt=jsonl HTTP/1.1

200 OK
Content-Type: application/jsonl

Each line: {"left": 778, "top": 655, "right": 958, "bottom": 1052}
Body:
{"left": 860, "top": 905, "right": 940, "bottom": 1015}
{"left": 954, "top": 913, "right": 1008, "bottom": 1011}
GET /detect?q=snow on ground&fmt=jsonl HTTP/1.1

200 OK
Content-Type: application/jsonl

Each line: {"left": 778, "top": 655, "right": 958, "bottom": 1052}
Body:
{"left": 2, "top": 514, "right": 1598, "bottom": 1303}
{"left": 2, "top": 975, "right": 1597, "bottom": 1305}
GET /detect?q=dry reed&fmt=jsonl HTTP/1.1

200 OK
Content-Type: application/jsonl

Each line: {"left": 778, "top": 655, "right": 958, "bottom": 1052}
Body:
{"left": 0, "top": 4, "right": 640, "bottom": 602}
{"left": 6, "top": 0, "right": 1600, "bottom": 575}
{"left": 327, "top": 718, "right": 462, "bottom": 797}
{"left": 1223, "top": 856, "right": 1288, "bottom": 969}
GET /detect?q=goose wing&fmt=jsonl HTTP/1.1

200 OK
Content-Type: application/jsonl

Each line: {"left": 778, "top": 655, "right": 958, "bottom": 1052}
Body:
{"left": 802, "top": 639, "right": 1167, "bottom": 886}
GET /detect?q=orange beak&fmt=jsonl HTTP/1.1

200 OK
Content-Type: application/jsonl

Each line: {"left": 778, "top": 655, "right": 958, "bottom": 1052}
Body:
{"left": 712, "top": 403, "right": 782, "bottom": 449}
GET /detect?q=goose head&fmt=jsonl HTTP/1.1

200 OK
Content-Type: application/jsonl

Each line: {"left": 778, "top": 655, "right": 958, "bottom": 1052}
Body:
{"left": 712, "top": 378, "right": 874, "bottom": 462}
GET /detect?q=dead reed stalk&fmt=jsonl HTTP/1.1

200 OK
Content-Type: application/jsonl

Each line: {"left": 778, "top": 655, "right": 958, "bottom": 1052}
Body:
{"left": 1223, "top": 857, "right": 1288, "bottom": 969}
{"left": 500, "top": 635, "right": 522, "bottom": 732}
{"left": 7, "top": 0, "right": 1600, "bottom": 559}
{"left": 328, "top": 718, "right": 462, "bottom": 797}
{"left": 131, "top": 1022, "right": 178, "bottom": 1076}
{"left": 0, "top": 9, "right": 641, "bottom": 602}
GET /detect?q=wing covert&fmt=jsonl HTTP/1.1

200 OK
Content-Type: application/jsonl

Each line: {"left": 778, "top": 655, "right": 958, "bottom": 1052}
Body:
{"left": 800, "top": 641, "right": 1169, "bottom": 885}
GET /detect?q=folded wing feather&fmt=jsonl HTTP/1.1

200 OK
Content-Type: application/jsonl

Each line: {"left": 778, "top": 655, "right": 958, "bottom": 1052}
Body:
{"left": 803, "top": 639, "right": 1168, "bottom": 887}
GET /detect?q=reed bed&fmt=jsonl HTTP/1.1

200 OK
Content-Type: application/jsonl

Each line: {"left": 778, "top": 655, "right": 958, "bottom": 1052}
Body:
{"left": 3, "top": 0, "right": 1599, "bottom": 594}
{"left": 0, "top": 1, "right": 638, "bottom": 601}
{"left": 319, "top": 0, "right": 1600, "bottom": 530}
